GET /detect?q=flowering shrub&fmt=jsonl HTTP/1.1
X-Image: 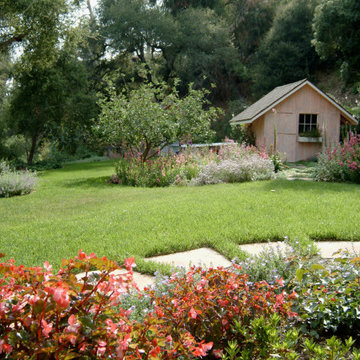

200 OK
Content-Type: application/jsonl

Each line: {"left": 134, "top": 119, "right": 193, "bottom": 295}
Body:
{"left": 114, "top": 152, "right": 199, "bottom": 187}
{"left": 0, "top": 251, "right": 212, "bottom": 359}
{"left": 146, "top": 265, "right": 297, "bottom": 358}
{"left": 2, "top": 250, "right": 360, "bottom": 358}
{"left": 315, "top": 133, "right": 360, "bottom": 183}
{"left": 0, "top": 160, "right": 37, "bottom": 197}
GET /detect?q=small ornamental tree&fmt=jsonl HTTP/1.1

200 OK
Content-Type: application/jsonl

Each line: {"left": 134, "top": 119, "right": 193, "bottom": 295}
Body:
{"left": 95, "top": 80, "right": 219, "bottom": 162}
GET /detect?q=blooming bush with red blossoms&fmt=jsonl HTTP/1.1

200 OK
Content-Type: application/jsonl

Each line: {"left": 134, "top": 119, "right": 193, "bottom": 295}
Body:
{"left": 315, "top": 133, "right": 360, "bottom": 183}
{"left": 0, "top": 251, "right": 212, "bottom": 359}
{"left": 147, "top": 265, "right": 298, "bottom": 358}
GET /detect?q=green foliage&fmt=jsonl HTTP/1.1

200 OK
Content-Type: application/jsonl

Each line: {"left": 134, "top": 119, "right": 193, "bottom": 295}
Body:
{"left": 0, "top": 135, "right": 29, "bottom": 161}
{"left": 312, "top": 0, "right": 360, "bottom": 83}
{"left": 223, "top": 315, "right": 301, "bottom": 360}
{"left": 292, "top": 255, "right": 360, "bottom": 337}
{"left": 226, "top": 0, "right": 277, "bottom": 64}
{"left": 252, "top": 0, "right": 320, "bottom": 97}
{"left": 224, "top": 328, "right": 359, "bottom": 359}
{"left": 162, "top": 0, "right": 225, "bottom": 15}
{"left": 299, "top": 126, "right": 322, "bottom": 138}
{"left": 271, "top": 153, "right": 285, "bottom": 173}
{"left": 10, "top": 51, "right": 97, "bottom": 164}
{"left": 0, "top": 0, "right": 69, "bottom": 64}
{"left": 96, "top": 80, "right": 218, "bottom": 161}
{"left": 170, "top": 7, "right": 242, "bottom": 99}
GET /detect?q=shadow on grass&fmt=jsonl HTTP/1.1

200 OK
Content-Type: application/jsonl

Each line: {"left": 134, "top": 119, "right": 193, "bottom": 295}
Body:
{"left": 61, "top": 176, "right": 117, "bottom": 189}
{"left": 265, "top": 178, "right": 359, "bottom": 193}
{"left": 60, "top": 160, "right": 115, "bottom": 173}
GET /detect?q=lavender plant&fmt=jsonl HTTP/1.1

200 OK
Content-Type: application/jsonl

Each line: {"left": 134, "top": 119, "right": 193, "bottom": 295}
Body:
{"left": 0, "top": 160, "right": 37, "bottom": 197}
{"left": 193, "top": 154, "right": 274, "bottom": 185}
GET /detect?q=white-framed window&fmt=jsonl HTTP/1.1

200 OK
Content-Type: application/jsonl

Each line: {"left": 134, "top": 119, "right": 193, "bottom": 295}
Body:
{"left": 298, "top": 113, "right": 317, "bottom": 134}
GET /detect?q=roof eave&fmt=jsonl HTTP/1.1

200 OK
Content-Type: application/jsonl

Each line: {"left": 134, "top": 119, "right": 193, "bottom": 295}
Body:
{"left": 230, "top": 118, "right": 254, "bottom": 125}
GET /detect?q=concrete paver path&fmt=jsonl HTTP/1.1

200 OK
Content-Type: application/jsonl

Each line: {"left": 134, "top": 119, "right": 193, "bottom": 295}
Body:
{"left": 144, "top": 248, "right": 232, "bottom": 269}
{"left": 77, "top": 242, "right": 360, "bottom": 290}
{"left": 239, "top": 241, "right": 360, "bottom": 258}
{"left": 76, "top": 269, "right": 154, "bottom": 290}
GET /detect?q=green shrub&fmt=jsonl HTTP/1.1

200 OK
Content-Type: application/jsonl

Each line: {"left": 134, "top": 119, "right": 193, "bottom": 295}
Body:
{"left": 223, "top": 326, "right": 359, "bottom": 359}
{"left": 314, "top": 151, "right": 345, "bottom": 182}
{"left": 0, "top": 161, "right": 37, "bottom": 197}
{"left": 292, "top": 254, "right": 360, "bottom": 338}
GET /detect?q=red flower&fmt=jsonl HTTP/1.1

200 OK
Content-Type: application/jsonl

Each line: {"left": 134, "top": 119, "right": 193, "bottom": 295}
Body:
{"left": 149, "top": 346, "right": 161, "bottom": 358}
{"left": 191, "top": 341, "right": 213, "bottom": 356}
{"left": 124, "top": 257, "right": 136, "bottom": 270}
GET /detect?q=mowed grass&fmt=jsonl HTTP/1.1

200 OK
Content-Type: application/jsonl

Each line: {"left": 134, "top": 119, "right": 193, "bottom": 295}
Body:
{"left": 1, "top": 160, "right": 360, "bottom": 272}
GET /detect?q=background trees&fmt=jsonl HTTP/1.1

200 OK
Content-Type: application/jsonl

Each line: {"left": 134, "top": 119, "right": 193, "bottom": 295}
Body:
{"left": 0, "top": 0, "right": 359, "bottom": 164}
{"left": 312, "top": 0, "right": 360, "bottom": 83}
{"left": 251, "top": 0, "right": 320, "bottom": 97}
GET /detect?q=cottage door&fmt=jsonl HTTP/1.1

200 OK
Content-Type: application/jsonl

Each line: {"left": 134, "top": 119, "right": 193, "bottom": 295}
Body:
{"left": 275, "top": 112, "right": 297, "bottom": 162}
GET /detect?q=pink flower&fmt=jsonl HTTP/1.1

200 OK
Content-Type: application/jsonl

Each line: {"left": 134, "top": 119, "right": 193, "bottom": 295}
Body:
{"left": 66, "top": 314, "right": 80, "bottom": 333}
{"left": 46, "top": 282, "right": 70, "bottom": 308}
{"left": 41, "top": 319, "right": 53, "bottom": 338}
{"left": 189, "top": 307, "right": 201, "bottom": 319}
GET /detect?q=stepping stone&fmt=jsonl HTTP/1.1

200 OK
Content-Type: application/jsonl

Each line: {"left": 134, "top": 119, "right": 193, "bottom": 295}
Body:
{"left": 287, "top": 177, "right": 313, "bottom": 181}
{"left": 76, "top": 270, "right": 154, "bottom": 290}
{"left": 315, "top": 241, "right": 360, "bottom": 258}
{"left": 239, "top": 242, "right": 291, "bottom": 257}
{"left": 145, "top": 248, "right": 232, "bottom": 269}
{"left": 239, "top": 241, "right": 360, "bottom": 259}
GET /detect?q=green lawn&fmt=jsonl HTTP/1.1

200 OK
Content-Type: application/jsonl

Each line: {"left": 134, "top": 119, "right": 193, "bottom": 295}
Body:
{"left": 1, "top": 160, "right": 360, "bottom": 272}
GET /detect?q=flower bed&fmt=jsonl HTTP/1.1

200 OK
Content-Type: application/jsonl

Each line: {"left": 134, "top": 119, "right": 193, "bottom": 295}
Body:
{"left": 1, "top": 249, "right": 360, "bottom": 358}
{"left": 112, "top": 143, "right": 275, "bottom": 187}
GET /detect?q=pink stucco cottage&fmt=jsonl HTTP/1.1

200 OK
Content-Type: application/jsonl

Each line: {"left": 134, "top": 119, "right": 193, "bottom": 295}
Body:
{"left": 230, "top": 79, "right": 358, "bottom": 162}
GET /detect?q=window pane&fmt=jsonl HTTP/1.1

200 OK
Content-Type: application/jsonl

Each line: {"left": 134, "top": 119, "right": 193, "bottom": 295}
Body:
{"left": 299, "top": 113, "right": 318, "bottom": 134}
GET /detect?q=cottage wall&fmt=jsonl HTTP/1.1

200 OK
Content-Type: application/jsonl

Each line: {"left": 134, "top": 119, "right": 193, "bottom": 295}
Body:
{"left": 252, "top": 84, "right": 341, "bottom": 162}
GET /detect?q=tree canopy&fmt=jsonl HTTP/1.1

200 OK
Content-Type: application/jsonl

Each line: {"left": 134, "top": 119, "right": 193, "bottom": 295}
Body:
{"left": 312, "top": 0, "right": 360, "bottom": 82}
{"left": 96, "top": 81, "right": 218, "bottom": 161}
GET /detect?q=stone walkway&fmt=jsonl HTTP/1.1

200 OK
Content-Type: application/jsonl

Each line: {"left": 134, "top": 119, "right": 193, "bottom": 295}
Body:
{"left": 77, "top": 241, "right": 360, "bottom": 290}
{"left": 239, "top": 241, "right": 360, "bottom": 258}
{"left": 285, "top": 164, "right": 314, "bottom": 181}
{"left": 144, "top": 248, "right": 232, "bottom": 269}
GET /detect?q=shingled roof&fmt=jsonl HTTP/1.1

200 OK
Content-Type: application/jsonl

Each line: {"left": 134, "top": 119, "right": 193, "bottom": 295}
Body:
{"left": 230, "top": 79, "right": 358, "bottom": 125}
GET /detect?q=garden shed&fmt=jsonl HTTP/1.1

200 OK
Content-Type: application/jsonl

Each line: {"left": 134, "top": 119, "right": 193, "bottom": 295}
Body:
{"left": 230, "top": 79, "right": 358, "bottom": 162}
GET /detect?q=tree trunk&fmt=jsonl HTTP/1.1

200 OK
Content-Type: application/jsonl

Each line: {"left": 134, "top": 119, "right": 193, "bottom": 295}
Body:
{"left": 27, "top": 133, "right": 38, "bottom": 165}
{"left": 86, "top": 0, "right": 94, "bottom": 21}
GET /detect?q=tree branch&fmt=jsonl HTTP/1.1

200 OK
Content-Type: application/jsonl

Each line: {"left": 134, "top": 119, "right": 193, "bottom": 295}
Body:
{"left": 0, "top": 34, "right": 27, "bottom": 51}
